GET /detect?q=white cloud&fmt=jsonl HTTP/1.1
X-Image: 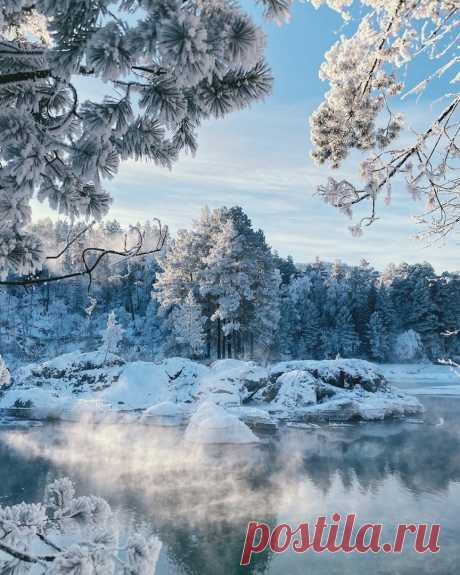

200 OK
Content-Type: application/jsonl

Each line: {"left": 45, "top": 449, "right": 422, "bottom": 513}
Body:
{"left": 32, "top": 101, "right": 460, "bottom": 272}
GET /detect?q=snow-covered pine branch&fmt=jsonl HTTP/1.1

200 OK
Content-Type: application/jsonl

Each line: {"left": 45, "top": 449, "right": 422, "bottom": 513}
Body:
{"left": 0, "top": 0, "right": 276, "bottom": 279}
{"left": 0, "top": 477, "right": 162, "bottom": 574}
{"left": 308, "top": 0, "right": 460, "bottom": 237}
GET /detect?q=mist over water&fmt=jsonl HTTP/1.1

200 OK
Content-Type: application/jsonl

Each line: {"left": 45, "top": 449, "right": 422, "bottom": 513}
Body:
{"left": 1, "top": 397, "right": 460, "bottom": 575}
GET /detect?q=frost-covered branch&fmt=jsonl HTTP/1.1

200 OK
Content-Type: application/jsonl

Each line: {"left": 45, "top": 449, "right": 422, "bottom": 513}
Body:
{"left": 0, "top": 477, "right": 162, "bottom": 575}
{"left": 0, "top": 0, "right": 279, "bottom": 279}
{"left": 308, "top": 0, "right": 460, "bottom": 237}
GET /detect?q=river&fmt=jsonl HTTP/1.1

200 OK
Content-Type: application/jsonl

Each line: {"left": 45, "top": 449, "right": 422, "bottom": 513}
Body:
{"left": 0, "top": 395, "right": 459, "bottom": 574}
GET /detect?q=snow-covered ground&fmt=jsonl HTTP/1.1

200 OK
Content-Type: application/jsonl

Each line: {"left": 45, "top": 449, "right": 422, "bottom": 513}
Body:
{"left": 380, "top": 363, "right": 460, "bottom": 396}
{"left": 0, "top": 352, "right": 431, "bottom": 443}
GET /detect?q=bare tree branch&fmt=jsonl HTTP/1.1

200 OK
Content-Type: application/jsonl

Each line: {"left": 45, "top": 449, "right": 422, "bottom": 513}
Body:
{"left": 0, "top": 221, "right": 168, "bottom": 290}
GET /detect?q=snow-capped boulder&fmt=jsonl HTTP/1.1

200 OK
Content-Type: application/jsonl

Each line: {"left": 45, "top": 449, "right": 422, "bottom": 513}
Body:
{"left": 14, "top": 351, "right": 125, "bottom": 392}
{"left": 355, "top": 390, "right": 424, "bottom": 421}
{"left": 267, "top": 370, "right": 317, "bottom": 412}
{"left": 196, "top": 360, "right": 268, "bottom": 407}
{"left": 99, "top": 361, "right": 171, "bottom": 409}
{"left": 142, "top": 401, "right": 186, "bottom": 417}
{"left": 185, "top": 402, "right": 259, "bottom": 444}
{"left": 162, "top": 357, "right": 209, "bottom": 403}
{"left": 300, "top": 388, "right": 424, "bottom": 423}
{"left": 231, "top": 406, "right": 278, "bottom": 432}
{"left": 270, "top": 359, "right": 388, "bottom": 393}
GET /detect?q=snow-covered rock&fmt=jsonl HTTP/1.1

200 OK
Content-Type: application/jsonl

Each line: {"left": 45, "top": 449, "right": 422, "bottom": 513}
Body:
{"left": 230, "top": 406, "right": 278, "bottom": 432}
{"left": 14, "top": 351, "right": 125, "bottom": 392}
{"left": 194, "top": 360, "right": 268, "bottom": 407}
{"left": 355, "top": 391, "right": 423, "bottom": 420}
{"left": 99, "top": 361, "right": 170, "bottom": 409}
{"left": 270, "top": 359, "right": 388, "bottom": 393}
{"left": 301, "top": 388, "right": 424, "bottom": 423}
{"left": 162, "top": 357, "right": 209, "bottom": 403}
{"left": 268, "top": 370, "right": 317, "bottom": 412}
{"left": 0, "top": 353, "right": 425, "bottom": 425}
{"left": 142, "top": 401, "right": 186, "bottom": 417}
{"left": 185, "top": 402, "right": 259, "bottom": 444}
{"left": 140, "top": 401, "right": 187, "bottom": 426}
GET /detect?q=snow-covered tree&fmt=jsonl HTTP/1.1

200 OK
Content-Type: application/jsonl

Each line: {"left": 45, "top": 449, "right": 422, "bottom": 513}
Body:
{"left": 307, "top": 0, "right": 460, "bottom": 237}
{"left": 393, "top": 329, "right": 424, "bottom": 362}
{"left": 101, "top": 310, "right": 124, "bottom": 358}
{"left": 329, "top": 305, "right": 360, "bottom": 358}
{"left": 282, "top": 274, "right": 321, "bottom": 359}
{"left": 0, "top": 353, "right": 10, "bottom": 387}
{"left": 155, "top": 205, "right": 280, "bottom": 359}
{"left": 0, "top": 477, "right": 161, "bottom": 574}
{"left": 367, "top": 311, "right": 390, "bottom": 362}
{"left": 201, "top": 218, "right": 254, "bottom": 357}
{"left": 0, "top": 0, "right": 279, "bottom": 279}
{"left": 170, "top": 290, "right": 206, "bottom": 358}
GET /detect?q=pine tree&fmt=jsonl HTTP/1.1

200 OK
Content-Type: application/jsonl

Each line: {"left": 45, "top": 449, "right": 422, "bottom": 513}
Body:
{"left": 101, "top": 311, "right": 124, "bottom": 360}
{"left": 408, "top": 278, "right": 439, "bottom": 356}
{"left": 170, "top": 291, "right": 206, "bottom": 359}
{"left": 367, "top": 311, "right": 390, "bottom": 362}
{"left": 334, "top": 306, "right": 360, "bottom": 358}
{"left": 300, "top": 300, "right": 321, "bottom": 359}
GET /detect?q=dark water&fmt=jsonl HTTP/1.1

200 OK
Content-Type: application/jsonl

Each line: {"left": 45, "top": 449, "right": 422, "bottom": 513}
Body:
{"left": 1, "top": 397, "right": 460, "bottom": 575}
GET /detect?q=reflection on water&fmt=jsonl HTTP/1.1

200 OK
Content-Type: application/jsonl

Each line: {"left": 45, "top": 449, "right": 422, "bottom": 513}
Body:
{"left": 1, "top": 397, "right": 460, "bottom": 574}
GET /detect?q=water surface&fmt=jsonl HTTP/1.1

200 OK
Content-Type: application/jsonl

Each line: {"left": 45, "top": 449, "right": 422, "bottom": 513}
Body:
{"left": 1, "top": 396, "right": 459, "bottom": 574}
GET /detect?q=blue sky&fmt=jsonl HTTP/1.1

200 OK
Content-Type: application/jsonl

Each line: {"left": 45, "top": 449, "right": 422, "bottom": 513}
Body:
{"left": 32, "top": 2, "right": 460, "bottom": 272}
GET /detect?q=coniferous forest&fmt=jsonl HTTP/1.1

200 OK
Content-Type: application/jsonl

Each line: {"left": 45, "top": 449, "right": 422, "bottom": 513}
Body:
{"left": 2, "top": 206, "right": 459, "bottom": 369}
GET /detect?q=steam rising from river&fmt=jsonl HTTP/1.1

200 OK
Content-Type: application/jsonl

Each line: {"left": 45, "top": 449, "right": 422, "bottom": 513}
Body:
{"left": 2, "top": 402, "right": 460, "bottom": 574}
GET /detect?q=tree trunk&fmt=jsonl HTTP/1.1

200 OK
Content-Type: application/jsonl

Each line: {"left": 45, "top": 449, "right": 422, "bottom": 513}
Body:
{"left": 217, "top": 318, "right": 222, "bottom": 359}
{"left": 206, "top": 322, "right": 211, "bottom": 359}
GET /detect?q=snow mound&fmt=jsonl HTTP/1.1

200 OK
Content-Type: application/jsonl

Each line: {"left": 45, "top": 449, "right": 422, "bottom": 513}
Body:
{"left": 231, "top": 406, "right": 274, "bottom": 422}
{"left": 185, "top": 402, "right": 259, "bottom": 444}
{"left": 99, "top": 361, "right": 170, "bottom": 409}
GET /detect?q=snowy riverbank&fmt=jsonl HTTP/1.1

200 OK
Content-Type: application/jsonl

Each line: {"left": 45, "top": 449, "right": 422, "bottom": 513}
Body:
{"left": 0, "top": 352, "right": 431, "bottom": 443}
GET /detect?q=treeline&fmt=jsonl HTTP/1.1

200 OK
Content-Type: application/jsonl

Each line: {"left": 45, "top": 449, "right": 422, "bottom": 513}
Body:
{"left": 0, "top": 207, "right": 459, "bottom": 367}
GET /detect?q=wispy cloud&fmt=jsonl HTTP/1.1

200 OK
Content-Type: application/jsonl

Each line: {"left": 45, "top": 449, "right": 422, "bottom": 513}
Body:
{"left": 32, "top": 101, "right": 460, "bottom": 272}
